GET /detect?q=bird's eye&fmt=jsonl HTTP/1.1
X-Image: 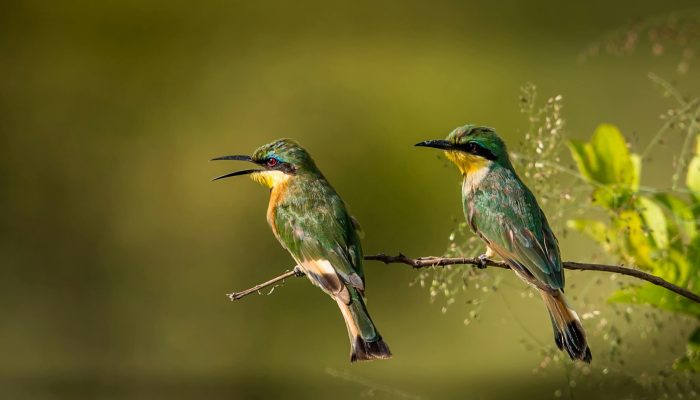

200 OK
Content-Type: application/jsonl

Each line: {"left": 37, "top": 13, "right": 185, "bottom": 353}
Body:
{"left": 266, "top": 158, "right": 278, "bottom": 168}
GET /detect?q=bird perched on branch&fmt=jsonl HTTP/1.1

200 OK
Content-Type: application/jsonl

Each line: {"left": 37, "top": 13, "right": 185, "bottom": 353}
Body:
{"left": 211, "top": 139, "right": 391, "bottom": 362}
{"left": 416, "top": 125, "right": 592, "bottom": 363}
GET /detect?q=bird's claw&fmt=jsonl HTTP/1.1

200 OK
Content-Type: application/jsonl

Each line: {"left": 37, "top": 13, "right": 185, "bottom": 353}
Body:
{"left": 476, "top": 254, "right": 489, "bottom": 269}
{"left": 293, "top": 265, "right": 305, "bottom": 277}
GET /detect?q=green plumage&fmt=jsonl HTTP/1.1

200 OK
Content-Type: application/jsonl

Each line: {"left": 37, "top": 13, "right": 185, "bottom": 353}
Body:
{"left": 417, "top": 124, "right": 591, "bottom": 362}
{"left": 465, "top": 162, "right": 564, "bottom": 290}
{"left": 443, "top": 125, "right": 564, "bottom": 290}
{"left": 220, "top": 139, "right": 390, "bottom": 362}
{"left": 273, "top": 173, "right": 365, "bottom": 288}
{"left": 272, "top": 170, "right": 381, "bottom": 342}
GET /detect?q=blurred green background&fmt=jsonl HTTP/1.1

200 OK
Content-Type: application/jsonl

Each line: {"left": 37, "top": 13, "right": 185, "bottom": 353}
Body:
{"left": 1, "top": 1, "right": 699, "bottom": 399}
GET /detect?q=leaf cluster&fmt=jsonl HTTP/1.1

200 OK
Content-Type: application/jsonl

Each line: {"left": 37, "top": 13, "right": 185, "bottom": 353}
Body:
{"left": 568, "top": 124, "right": 700, "bottom": 370}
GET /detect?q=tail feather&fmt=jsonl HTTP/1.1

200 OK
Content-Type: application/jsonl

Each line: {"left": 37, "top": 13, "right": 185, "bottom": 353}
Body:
{"left": 337, "top": 292, "right": 391, "bottom": 362}
{"left": 540, "top": 289, "right": 592, "bottom": 363}
{"left": 351, "top": 335, "right": 392, "bottom": 362}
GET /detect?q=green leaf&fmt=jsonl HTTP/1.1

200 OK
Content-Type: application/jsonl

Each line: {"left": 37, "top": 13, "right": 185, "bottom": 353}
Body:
{"left": 645, "top": 249, "right": 692, "bottom": 285}
{"left": 568, "top": 140, "right": 599, "bottom": 183}
{"left": 654, "top": 193, "right": 696, "bottom": 239}
{"left": 615, "top": 210, "right": 654, "bottom": 268}
{"left": 686, "top": 236, "right": 700, "bottom": 291}
{"left": 591, "top": 124, "right": 639, "bottom": 188}
{"left": 591, "top": 187, "right": 632, "bottom": 209}
{"left": 666, "top": 248, "right": 692, "bottom": 286}
{"left": 609, "top": 283, "right": 700, "bottom": 317}
{"left": 687, "top": 142, "right": 700, "bottom": 200}
{"left": 637, "top": 196, "right": 668, "bottom": 250}
{"left": 674, "top": 327, "right": 700, "bottom": 371}
{"left": 630, "top": 154, "right": 642, "bottom": 191}
{"left": 567, "top": 124, "right": 641, "bottom": 210}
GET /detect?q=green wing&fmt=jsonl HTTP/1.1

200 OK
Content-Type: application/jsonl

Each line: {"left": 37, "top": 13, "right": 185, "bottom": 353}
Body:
{"left": 467, "top": 166, "right": 564, "bottom": 290}
{"left": 273, "top": 179, "right": 365, "bottom": 299}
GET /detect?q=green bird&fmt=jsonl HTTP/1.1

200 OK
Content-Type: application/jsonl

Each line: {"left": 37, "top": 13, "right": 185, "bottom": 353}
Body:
{"left": 212, "top": 139, "right": 391, "bottom": 362}
{"left": 416, "top": 125, "right": 592, "bottom": 363}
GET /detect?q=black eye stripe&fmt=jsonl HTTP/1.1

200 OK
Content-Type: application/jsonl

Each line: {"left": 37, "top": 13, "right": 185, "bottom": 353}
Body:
{"left": 462, "top": 142, "right": 497, "bottom": 161}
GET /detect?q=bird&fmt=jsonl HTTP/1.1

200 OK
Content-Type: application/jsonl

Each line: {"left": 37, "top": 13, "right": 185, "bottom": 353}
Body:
{"left": 415, "top": 124, "right": 592, "bottom": 363}
{"left": 211, "top": 138, "right": 391, "bottom": 362}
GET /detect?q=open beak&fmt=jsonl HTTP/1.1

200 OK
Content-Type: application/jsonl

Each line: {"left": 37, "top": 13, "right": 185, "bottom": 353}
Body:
{"left": 210, "top": 154, "right": 262, "bottom": 181}
{"left": 414, "top": 139, "right": 456, "bottom": 150}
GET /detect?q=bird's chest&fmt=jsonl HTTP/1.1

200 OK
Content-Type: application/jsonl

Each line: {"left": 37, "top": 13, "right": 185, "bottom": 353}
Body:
{"left": 267, "top": 181, "right": 324, "bottom": 241}
{"left": 462, "top": 164, "right": 491, "bottom": 194}
{"left": 267, "top": 182, "right": 291, "bottom": 238}
{"left": 462, "top": 166, "right": 492, "bottom": 231}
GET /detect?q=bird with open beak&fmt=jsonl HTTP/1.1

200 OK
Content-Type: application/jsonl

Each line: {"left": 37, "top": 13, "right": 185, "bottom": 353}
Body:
{"left": 212, "top": 138, "right": 391, "bottom": 362}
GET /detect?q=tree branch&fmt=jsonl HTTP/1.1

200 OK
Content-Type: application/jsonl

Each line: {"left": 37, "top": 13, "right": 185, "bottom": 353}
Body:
{"left": 226, "top": 254, "right": 700, "bottom": 304}
{"left": 226, "top": 265, "right": 304, "bottom": 301}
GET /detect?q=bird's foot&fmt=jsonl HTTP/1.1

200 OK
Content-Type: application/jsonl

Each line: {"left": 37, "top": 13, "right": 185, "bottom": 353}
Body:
{"left": 293, "top": 265, "right": 305, "bottom": 277}
{"left": 476, "top": 254, "right": 490, "bottom": 269}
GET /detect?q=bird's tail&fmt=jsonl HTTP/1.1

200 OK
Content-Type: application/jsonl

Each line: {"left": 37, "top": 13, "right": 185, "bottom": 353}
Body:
{"left": 540, "top": 289, "right": 592, "bottom": 363}
{"left": 336, "top": 291, "right": 391, "bottom": 362}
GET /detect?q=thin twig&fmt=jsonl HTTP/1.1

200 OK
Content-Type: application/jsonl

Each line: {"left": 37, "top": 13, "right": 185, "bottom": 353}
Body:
{"left": 226, "top": 254, "right": 700, "bottom": 304}
{"left": 226, "top": 266, "right": 304, "bottom": 301}
{"left": 642, "top": 98, "right": 700, "bottom": 158}
{"left": 672, "top": 104, "right": 700, "bottom": 191}
{"left": 649, "top": 72, "right": 686, "bottom": 106}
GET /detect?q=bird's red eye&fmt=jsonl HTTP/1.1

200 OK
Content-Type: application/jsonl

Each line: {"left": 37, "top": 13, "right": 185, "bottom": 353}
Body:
{"left": 267, "top": 158, "right": 278, "bottom": 167}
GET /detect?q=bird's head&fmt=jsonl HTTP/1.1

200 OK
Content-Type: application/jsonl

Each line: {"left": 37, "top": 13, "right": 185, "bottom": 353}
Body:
{"left": 415, "top": 125, "right": 511, "bottom": 175}
{"left": 211, "top": 138, "right": 317, "bottom": 188}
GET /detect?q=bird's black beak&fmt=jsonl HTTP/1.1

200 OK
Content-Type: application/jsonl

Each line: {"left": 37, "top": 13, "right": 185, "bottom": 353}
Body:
{"left": 210, "top": 155, "right": 255, "bottom": 162}
{"left": 210, "top": 154, "right": 262, "bottom": 181}
{"left": 414, "top": 139, "right": 456, "bottom": 150}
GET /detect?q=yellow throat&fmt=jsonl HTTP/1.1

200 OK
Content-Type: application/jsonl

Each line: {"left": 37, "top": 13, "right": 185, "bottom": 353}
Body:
{"left": 251, "top": 170, "right": 293, "bottom": 237}
{"left": 250, "top": 170, "right": 291, "bottom": 189}
{"left": 444, "top": 150, "right": 491, "bottom": 176}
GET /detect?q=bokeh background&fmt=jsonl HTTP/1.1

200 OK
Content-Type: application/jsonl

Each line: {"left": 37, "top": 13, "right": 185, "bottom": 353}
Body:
{"left": 1, "top": 1, "right": 699, "bottom": 399}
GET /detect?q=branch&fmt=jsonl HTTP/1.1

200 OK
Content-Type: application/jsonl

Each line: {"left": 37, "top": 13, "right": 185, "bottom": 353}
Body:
{"left": 226, "top": 254, "right": 700, "bottom": 304}
{"left": 367, "top": 254, "right": 700, "bottom": 303}
{"left": 226, "top": 265, "right": 304, "bottom": 301}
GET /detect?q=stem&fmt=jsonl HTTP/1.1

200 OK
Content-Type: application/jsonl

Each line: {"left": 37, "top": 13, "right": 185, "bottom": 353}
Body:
{"left": 642, "top": 98, "right": 699, "bottom": 159}
{"left": 672, "top": 104, "right": 700, "bottom": 191}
